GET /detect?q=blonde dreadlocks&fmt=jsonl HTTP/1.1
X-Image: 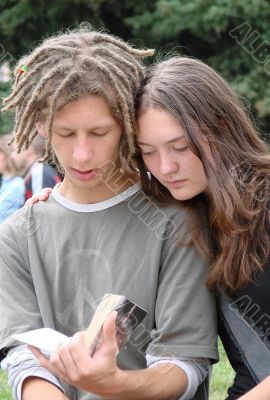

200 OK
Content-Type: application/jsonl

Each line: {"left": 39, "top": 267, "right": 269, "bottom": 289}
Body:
{"left": 2, "top": 26, "right": 154, "bottom": 171}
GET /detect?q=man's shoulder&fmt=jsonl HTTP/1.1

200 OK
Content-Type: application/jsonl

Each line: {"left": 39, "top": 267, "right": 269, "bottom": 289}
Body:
{"left": 0, "top": 197, "right": 61, "bottom": 238}
{"left": 125, "top": 190, "right": 187, "bottom": 240}
{"left": 128, "top": 189, "right": 185, "bottom": 219}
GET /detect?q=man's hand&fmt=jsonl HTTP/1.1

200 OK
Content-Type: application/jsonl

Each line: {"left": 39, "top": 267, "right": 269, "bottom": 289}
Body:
{"left": 29, "top": 311, "right": 188, "bottom": 399}
{"left": 29, "top": 312, "right": 121, "bottom": 397}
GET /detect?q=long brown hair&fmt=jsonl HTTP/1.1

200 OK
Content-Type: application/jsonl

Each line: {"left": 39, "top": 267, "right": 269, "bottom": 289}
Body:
{"left": 136, "top": 56, "right": 270, "bottom": 294}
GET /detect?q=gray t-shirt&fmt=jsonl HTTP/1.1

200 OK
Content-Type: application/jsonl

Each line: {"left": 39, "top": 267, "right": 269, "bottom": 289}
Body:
{"left": 0, "top": 183, "right": 217, "bottom": 399}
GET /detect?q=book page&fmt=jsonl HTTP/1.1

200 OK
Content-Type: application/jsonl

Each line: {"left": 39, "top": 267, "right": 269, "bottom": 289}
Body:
{"left": 12, "top": 328, "right": 69, "bottom": 353}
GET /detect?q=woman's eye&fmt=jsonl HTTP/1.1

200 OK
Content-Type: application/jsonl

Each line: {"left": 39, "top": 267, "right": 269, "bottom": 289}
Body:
{"left": 141, "top": 150, "right": 156, "bottom": 156}
{"left": 174, "top": 146, "right": 188, "bottom": 152}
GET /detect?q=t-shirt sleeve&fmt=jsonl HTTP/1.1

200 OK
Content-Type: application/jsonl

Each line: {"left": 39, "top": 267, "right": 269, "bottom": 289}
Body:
{"left": 146, "top": 209, "right": 218, "bottom": 362}
{"left": 0, "top": 212, "right": 43, "bottom": 356}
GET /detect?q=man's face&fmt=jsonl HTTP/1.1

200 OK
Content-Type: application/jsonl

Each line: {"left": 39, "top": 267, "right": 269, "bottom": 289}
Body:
{"left": 37, "top": 95, "right": 125, "bottom": 203}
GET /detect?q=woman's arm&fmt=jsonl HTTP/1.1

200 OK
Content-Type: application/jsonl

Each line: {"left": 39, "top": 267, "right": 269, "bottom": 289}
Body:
{"left": 239, "top": 376, "right": 270, "bottom": 400}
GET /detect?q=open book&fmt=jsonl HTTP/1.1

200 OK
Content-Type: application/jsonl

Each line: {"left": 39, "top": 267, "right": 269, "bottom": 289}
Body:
{"left": 12, "top": 294, "right": 147, "bottom": 356}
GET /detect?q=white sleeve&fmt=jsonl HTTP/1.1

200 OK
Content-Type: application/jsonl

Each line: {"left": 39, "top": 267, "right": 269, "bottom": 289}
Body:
{"left": 1, "top": 345, "right": 65, "bottom": 400}
{"left": 146, "top": 354, "right": 209, "bottom": 400}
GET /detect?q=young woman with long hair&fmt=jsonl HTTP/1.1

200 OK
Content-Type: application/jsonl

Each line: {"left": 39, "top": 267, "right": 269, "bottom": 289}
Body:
{"left": 136, "top": 56, "right": 270, "bottom": 400}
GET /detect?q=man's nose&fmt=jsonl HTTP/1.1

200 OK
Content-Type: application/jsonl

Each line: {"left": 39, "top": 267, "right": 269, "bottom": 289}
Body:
{"left": 73, "top": 140, "right": 93, "bottom": 163}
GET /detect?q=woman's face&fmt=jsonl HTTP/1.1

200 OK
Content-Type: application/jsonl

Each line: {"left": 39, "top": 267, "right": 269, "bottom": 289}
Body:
{"left": 137, "top": 108, "right": 210, "bottom": 201}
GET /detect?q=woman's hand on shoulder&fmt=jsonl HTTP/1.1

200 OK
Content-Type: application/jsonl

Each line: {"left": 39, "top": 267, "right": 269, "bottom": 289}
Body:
{"left": 25, "top": 188, "right": 52, "bottom": 205}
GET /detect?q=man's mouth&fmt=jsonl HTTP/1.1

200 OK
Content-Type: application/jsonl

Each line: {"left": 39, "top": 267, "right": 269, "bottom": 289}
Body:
{"left": 71, "top": 168, "right": 97, "bottom": 180}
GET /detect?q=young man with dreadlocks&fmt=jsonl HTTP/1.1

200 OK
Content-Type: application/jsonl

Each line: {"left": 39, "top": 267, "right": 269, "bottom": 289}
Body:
{"left": 0, "top": 27, "right": 217, "bottom": 400}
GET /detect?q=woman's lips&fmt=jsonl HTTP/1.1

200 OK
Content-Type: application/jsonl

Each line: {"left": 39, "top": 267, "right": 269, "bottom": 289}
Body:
{"left": 166, "top": 179, "right": 188, "bottom": 188}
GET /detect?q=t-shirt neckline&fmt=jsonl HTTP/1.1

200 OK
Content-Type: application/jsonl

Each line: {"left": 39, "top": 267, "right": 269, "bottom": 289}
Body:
{"left": 51, "top": 182, "right": 141, "bottom": 212}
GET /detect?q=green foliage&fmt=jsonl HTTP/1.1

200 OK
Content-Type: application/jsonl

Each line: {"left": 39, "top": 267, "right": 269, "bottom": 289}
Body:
{"left": 0, "top": 81, "right": 14, "bottom": 136}
{"left": 0, "top": 0, "right": 148, "bottom": 61}
{"left": 0, "top": 0, "right": 270, "bottom": 131}
{"left": 126, "top": 0, "right": 270, "bottom": 131}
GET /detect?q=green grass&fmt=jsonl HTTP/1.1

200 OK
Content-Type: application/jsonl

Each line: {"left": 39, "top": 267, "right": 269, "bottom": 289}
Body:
{"left": 0, "top": 369, "right": 12, "bottom": 400}
{"left": 0, "top": 342, "right": 234, "bottom": 399}
{"left": 210, "top": 340, "right": 235, "bottom": 400}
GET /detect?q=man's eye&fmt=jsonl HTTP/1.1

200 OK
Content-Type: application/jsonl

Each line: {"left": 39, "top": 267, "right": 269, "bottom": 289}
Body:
{"left": 91, "top": 131, "right": 109, "bottom": 137}
{"left": 54, "top": 130, "right": 73, "bottom": 137}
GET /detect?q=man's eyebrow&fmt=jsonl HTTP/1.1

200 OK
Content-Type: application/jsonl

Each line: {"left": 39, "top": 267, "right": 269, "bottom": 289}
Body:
{"left": 52, "top": 125, "right": 71, "bottom": 131}
{"left": 137, "top": 135, "right": 185, "bottom": 146}
{"left": 52, "top": 124, "right": 113, "bottom": 131}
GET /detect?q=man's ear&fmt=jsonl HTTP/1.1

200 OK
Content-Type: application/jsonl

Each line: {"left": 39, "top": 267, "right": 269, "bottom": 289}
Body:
{"left": 35, "top": 121, "right": 48, "bottom": 138}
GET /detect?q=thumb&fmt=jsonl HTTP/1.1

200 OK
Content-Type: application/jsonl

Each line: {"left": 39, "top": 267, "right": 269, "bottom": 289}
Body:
{"left": 103, "top": 311, "right": 117, "bottom": 340}
{"left": 100, "top": 311, "right": 118, "bottom": 356}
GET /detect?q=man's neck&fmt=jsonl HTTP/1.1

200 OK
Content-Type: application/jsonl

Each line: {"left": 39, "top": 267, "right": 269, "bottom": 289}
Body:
{"left": 58, "top": 171, "right": 140, "bottom": 204}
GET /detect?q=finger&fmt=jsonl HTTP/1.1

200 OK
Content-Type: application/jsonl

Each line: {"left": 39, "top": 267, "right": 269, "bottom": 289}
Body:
{"left": 27, "top": 188, "right": 52, "bottom": 204}
{"left": 28, "top": 345, "right": 50, "bottom": 367}
{"left": 55, "top": 342, "right": 80, "bottom": 379}
{"left": 28, "top": 345, "right": 66, "bottom": 380}
{"left": 98, "top": 311, "right": 118, "bottom": 357}
{"left": 67, "top": 332, "right": 91, "bottom": 368}
{"left": 25, "top": 196, "right": 39, "bottom": 205}
{"left": 38, "top": 188, "right": 52, "bottom": 199}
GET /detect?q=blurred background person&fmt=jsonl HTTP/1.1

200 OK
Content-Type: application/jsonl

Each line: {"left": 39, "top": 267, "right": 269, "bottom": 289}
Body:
{"left": 0, "top": 136, "right": 25, "bottom": 223}
{"left": 11, "top": 135, "right": 61, "bottom": 201}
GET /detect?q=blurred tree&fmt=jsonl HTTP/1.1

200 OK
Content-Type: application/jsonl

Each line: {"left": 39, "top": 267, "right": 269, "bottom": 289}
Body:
{"left": 0, "top": 82, "right": 13, "bottom": 136}
{"left": 0, "top": 0, "right": 150, "bottom": 59}
{"left": 126, "top": 0, "right": 270, "bottom": 132}
{"left": 0, "top": 0, "right": 270, "bottom": 133}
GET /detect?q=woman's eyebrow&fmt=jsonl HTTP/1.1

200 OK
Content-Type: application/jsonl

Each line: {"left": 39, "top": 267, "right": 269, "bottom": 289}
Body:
{"left": 138, "top": 135, "right": 185, "bottom": 146}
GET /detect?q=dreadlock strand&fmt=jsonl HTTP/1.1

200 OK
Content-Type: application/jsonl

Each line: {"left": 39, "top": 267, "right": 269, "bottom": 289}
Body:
{"left": 92, "top": 33, "right": 154, "bottom": 59}
{"left": 91, "top": 46, "right": 141, "bottom": 83}
{"left": 87, "top": 57, "right": 134, "bottom": 134}
{"left": 88, "top": 57, "right": 136, "bottom": 163}
{"left": 23, "top": 112, "right": 38, "bottom": 149}
{"left": 90, "top": 42, "right": 145, "bottom": 83}
{"left": 14, "top": 55, "right": 60, "bottom": 99}
{"left": 16, "top": 65, "right": 70, "bottom": 146}
{"left": 26, "top": 45, "right": 80, "bottom": 69}
{"left": 41, "top": 72, "right": 81, "bottom": 165}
